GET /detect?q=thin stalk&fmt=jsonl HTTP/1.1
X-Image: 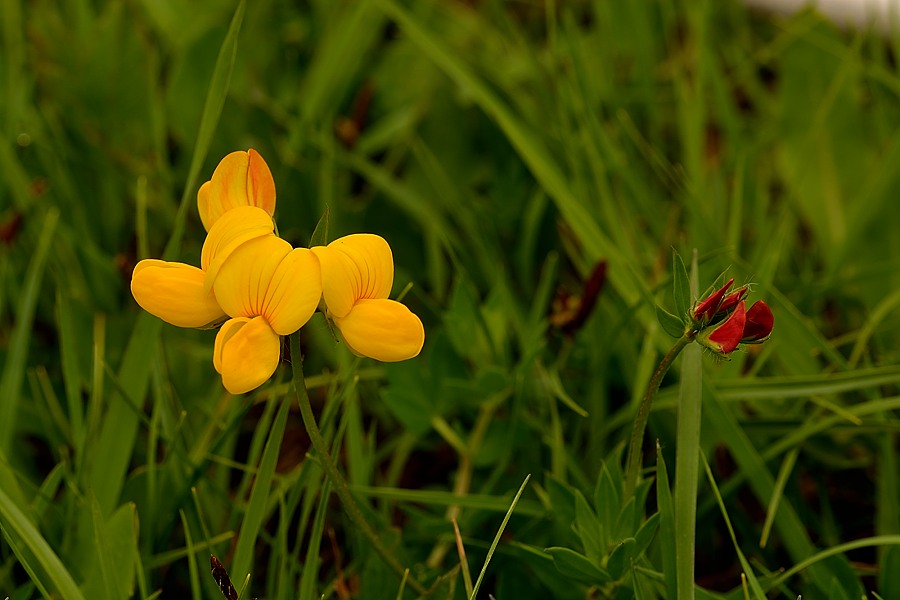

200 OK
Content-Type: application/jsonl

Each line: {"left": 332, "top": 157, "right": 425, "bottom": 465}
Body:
{"left": 624, "top": 333, "right": 692, "bottom": 502}
{"left": 290, "top": 333, "right": 428, "bottom": 597}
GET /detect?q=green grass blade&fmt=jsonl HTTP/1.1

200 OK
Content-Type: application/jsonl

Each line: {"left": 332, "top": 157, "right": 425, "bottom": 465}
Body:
{"left": 701, "top": 453, "right": 766, "bottom": 599}
{"left": 164, "top": 0, "right": 247, "bottom": 258}
{"left": 88, "top": 0, "right": 246, "bottom": 514}
{"left": 90, "top": 491, "right": 119, "bottom": 600}
{"left": 469, "top": 474, "right": 531, "bottom": 600}
{"left": 230, "top": 392, "right": 292, "bottom": 587}
{"left": 180, "top": 510, "right": 203, "bottom": 600}
{"left": 0, "top": 486, "right": 86, "bottom": 600}
{"left": 298, "top": 478, "right": 331, "bottom": 600}
{"left": 0, "top": 208, "right": 58, "bottom": 454}
{"left": 759, "top": 448, "right": 798, "bottom": 549}
{"left": 674, "top": 341, "right": 702, "bottom": 600}
{"left": 766, "top": 535, "right": 900, "bottom": 592}
{"left": 656, "top": 442, "right": 677, "bottom": 600}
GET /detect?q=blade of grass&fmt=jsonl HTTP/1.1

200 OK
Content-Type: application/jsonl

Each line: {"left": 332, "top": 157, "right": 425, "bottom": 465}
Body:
{"left": 453, "top": 518, "right": 474, "bottom": 598}
{"left": 90, "top": 492, "right": 119, "bottom": 600}
{"left": 760, "top": 448, "right": 799, "bottom": 549}
{"left": 656, "top": 442, "right": 677, "bottom": 600}
{"left": 765, "top": 535, "right": 900, "bottom": 592}
{"left": 0, "top": 207, "right": 58, "bottom": 454}
{"left": 703, "top": 385, "right": 837, "bottom": 593}
{"left": 298, "top": 478, "right": 331, "bottom": 600}
{"left": 701, "top": 453, "right": 767, "bottom": 599}
{"left": 349, "top": 486, "right": 544, "bottom": 516}
{"left": 674, "top": 251, "right": 701, "bottom": 600}
{"left": 180, "top": 510, "right": 202, "bottom": 600}
{"left": 469, "top": 474, "right": 531, "bottom": 600}
{"left": 0, "top": 486, "right": 86, "bottom": 600}
{"left": 88, "top": 0, "right": 246, "bottom": 514}
{"left": 230, "top": 392, "right": 292, "bottom": 585}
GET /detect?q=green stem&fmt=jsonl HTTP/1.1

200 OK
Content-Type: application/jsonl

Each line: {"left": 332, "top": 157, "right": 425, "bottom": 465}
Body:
{"left": 289, "top": 333, "right": 428, "bottom": 597}
{"left": 624, "top": 333, "right": 692, "bottom": 502}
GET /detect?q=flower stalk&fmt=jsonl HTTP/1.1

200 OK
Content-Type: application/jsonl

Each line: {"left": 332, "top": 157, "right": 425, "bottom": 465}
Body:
{"left": 289, "top": 333, "right": 428, "bottom": 597}
{"left": 624, "top": 332, "right": 693, "bottom": 501}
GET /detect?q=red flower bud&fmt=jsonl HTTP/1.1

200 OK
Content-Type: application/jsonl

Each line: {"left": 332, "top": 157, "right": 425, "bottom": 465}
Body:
{"left": 699, "top": 300, "right": 746, "bottom": 355}
{"left": 717, "top": 286, "right": 748, "bottom": 314}
{"left": 741, "top": 300, "right": 773, "bottom": 343}
{"left": 693, "top": 278, "right": 734, "bottom": 324}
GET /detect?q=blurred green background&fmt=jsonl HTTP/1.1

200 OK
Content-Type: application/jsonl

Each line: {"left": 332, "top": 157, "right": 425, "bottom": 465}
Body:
{"left": 3, "top": 0, "right": 900, "bottom": 598}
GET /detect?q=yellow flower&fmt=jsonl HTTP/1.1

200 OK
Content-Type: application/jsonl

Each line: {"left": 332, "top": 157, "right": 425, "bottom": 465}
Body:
{"left": 132, "top": 206, "right": 321, "bottom": 394}
{"left": 312, "top": 234, "right": 424, "bottom": 362}
{"left": 197, "top": 149, "right": 276, "bottom": 232}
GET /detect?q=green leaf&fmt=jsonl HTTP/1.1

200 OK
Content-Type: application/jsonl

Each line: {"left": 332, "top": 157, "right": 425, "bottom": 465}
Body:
{"left": 0, "top": 208, "right": 58, "bottom": 453}
{"left": 544, "top": 547, "right": 611, "bottom": 585}
{"left": 656, "top": 443, "right": 677, "bottom": 600}
{"left": 633, "top": 512, "right": 660, "bottom": 557}
{"left": 231, "top": 393, "right": 293, "bottom": 585}
{"left": 0, "top": 486, "right": 86, "bottom": 600}
{"left": 470, "top": 474, "right": 531, "bottom": 600}
{"left": 593, "top": 462, "right": 620, "bottom": 549}
{"left": 573, "top": 489, "right": 603, "bottom": 563}
{"left": 605, "top": 537, "right": 636, "bottom": 580}
{"left": 672, "top": 250, "right": 690, "bottom": 319}
{"left": 656, "top": 304, "right": 685, "bottom": 338}
{"left": 308, "top": 207, "right": 330, "bottom": 247}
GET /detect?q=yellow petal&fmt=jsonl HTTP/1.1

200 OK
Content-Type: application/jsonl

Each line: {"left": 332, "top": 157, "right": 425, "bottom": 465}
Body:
{"left": 263, "top": 248, "right": 322, "bottom": 335}
{"left": 312, "top": 234, "right": 394, "bottom": 318}
{"left": 212, "top": 235, "right": 292, "bottom": 319}
{"left": 213, "top": 316, "right": 281, "bottom": 394}
{"left": 335, "top": 298, "right": 424, "bottom": 362}
{"left": 197, "top": 149, "right": 276, "bottom": 231}
{"left": 131, "top": 259, "right": 227, "bottom": 328}
{"left": 197, "top": 180, "right": 212, "bottom": 230}
{"left": 201, "top": 205, "right": 275, "bottom": 293}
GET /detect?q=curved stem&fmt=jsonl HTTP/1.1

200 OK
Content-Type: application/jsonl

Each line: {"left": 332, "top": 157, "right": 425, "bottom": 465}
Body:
{"left": 289, "top": 333, "right": 428, "bottom": 596}
{"left": 623, "top": 333, "right": 693, "bottom": 502}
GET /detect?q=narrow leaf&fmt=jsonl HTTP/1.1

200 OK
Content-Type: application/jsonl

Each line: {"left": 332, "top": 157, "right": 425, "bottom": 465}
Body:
{"left": 0, "top": 208, "right": 58, "bottom": 453}
{"left": 0, "top": 486, "right": 86, "bottom": 600}
{"left": 544, "top": 546, "right": 611, "bottom": 585}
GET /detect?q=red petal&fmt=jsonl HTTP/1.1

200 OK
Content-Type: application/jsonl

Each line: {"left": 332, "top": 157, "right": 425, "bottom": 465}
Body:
{"left": 717, "top": 286, "right": 748, "bottom": 314}
{"left": 707, "top": 300, "right": 746, "bottom": 353}
{"left": 741, "top": 300, "right": 774, "bottom": 343}
{"left": 693, "top": 278, "right": 734, "bottom": 322}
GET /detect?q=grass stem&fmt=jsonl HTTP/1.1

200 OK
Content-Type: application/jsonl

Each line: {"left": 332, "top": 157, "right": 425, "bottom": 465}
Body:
{"left": 290, "top": 333, "right": 428, "bottom": 597}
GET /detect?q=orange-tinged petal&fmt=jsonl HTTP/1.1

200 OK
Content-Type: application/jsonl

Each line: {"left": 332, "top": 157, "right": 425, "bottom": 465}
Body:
{"left": 312, "top": 234, "right": 394, "bottom": 318}
{"left": 247, "top": 149, "right": 276, "bottom": 217}
{"left": 213, "top": 316, "right": 281, "bottom": 394}
{"left": 131, "top": 259, "right": 226, "bottom": 328}
{"left": 335, "top": 298, "right": 424, "bottom": 362}
{"left": 198, "top": 149, "right": 276, "bottom": 231}
{"left": 212, "top": 235, "right": 292, "bottom": 318}
{"left": 263, "top": 248, "right": 322, "bottom": 335}
{"left": 201, "top": 206, "right": 275, "bottom": 293}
